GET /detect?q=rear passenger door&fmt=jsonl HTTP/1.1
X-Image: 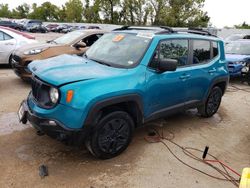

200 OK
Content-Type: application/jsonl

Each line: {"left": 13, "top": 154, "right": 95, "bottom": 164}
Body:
{"left": 184, "top": 40, "right": 220, "bottom": 107}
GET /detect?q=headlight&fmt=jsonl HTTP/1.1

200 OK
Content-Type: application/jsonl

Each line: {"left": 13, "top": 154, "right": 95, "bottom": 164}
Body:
{"left": 24, "top": 48, "right": 47, "bottom": 55}
{"left": 242, "top": 66, "right": 249, "bottom": 73}
{"left": 49, "top": 87, "right": 59, "bottom": 104}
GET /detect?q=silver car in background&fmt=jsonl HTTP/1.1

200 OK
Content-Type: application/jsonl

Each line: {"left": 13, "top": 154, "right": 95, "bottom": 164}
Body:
{"left": 0, "top": 27, "right": 36, "bottom": 65}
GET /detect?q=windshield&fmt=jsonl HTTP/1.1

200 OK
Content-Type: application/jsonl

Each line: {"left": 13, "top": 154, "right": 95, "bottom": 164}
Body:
{"left": 54, "top": 30, "right": 84, "bottom": 44}
{"left": 85, "top": 32, "right": 152, "bottom": 68}
{"left": 225, "top": 42, "right": 250, "bottom": 55}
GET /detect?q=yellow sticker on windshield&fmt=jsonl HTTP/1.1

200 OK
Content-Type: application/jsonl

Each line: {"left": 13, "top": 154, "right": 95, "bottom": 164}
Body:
{"left": 113, "top": 35, "right": 125, "bottom": 42}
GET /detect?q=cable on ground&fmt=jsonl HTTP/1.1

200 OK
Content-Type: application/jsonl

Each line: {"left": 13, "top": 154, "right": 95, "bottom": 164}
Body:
{"left": 144, "top": 127, "right": 240, "bottom": 187}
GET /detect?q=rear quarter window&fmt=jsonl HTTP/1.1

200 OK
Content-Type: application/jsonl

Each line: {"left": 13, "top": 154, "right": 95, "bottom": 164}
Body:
{"left": 212, "top": 41, "right": 219, "bottom": 58}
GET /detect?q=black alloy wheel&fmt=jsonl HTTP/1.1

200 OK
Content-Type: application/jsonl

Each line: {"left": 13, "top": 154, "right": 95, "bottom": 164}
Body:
{"left": 86, "top": 111, "right": 134, "bottom": 159}
{"left": 198, "top": 86, "right": 222, "bottom": 117}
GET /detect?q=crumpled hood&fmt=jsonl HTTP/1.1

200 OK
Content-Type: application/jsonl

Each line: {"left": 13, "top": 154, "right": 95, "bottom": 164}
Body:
{"left": 225, "top": 54, "right": 250, "bottom": 62}
{"left": 28, "top": 54, "right": 126, "bottom": 86}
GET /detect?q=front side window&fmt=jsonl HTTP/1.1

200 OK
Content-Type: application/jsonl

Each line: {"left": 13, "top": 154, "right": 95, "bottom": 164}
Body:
{"left": 86, "top": 32, "right": 151, "bottom": 68}
{"left": 0, "top": 31, "right": 12, "bottom": 41}
{"left": 3, "top": 33, "right": 12, "bottom": 40}
{"left": 150, "top": 39, "right": 189, "bottom": 69}
{"left": 0, "top": 31, "right": 4, "bottom": 41}
{"left": 82, "top": 34, "right": 102, "bottom": 47}
{"left": 159, "top": 40, "right": 189, "bottom": 67}
{"left": 193, "top": 40, "right": 211, "bottom": 64}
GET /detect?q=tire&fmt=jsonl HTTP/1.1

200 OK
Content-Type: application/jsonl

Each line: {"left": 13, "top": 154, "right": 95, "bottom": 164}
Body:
{"left": 198, "top": 86, "right": 222, "bottom": 118}
{"left": 8, "top": 54, "right": 13, "bottom": 68}
{"left": 85, "top": 111, "right": 134, "bottom": 159}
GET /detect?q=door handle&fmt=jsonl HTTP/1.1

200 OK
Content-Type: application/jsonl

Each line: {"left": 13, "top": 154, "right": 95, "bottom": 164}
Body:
{"left": 208, "top": 68, "right": 216, "bottom": 74}
{"left": 179, "top": 74, "right": 191, "bottom": 80}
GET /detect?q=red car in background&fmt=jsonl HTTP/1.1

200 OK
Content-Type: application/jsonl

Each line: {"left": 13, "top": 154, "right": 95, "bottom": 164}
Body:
{"left": 0, "top": 26, "right": 35, "bottom": 40}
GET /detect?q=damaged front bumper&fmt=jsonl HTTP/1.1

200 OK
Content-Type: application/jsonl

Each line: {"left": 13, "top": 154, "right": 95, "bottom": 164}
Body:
{"left": 18, "top": 100, "right": 88, "bottom": 144}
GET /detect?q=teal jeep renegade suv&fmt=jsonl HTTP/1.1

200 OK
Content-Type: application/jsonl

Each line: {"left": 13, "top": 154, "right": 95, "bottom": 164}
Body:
{"left": 18, "top": 26, "right": 229, "bottom": 159}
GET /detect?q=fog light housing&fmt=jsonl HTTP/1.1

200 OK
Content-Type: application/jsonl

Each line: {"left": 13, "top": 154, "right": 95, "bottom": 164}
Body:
{"left": 48, "top": 120, "right": 57, "bottom": 126}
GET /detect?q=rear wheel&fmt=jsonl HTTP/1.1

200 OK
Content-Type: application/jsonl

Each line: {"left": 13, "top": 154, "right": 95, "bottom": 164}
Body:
{"left": 198, "top": 86, "right": 222, "bottom": 117}
{"left": 85, "top": 111, "right": 134, "bottom": 159}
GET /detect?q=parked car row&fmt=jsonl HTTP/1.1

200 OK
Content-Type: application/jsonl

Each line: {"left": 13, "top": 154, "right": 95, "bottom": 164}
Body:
{"left": 0, "top": 19, "right": 101, "bottom": 33}
{"left": 224, "top": 34, "right": 250, "bottom": 84}
{"left": 12, "top": 29, "right": 107, "bottom": 80}
{"left": 47, "top": 24, "right": 100, "bottom": 33}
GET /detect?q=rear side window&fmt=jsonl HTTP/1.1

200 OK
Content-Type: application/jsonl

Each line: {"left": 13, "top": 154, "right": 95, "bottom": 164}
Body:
{"left": 192, "top": 40, "right": 211, "bottom": 64}
{"left": 159, "top": 39, "right": 189, "bottom": 67}
{"left": 212, "top": 42, "right": 219, "bottom": 58}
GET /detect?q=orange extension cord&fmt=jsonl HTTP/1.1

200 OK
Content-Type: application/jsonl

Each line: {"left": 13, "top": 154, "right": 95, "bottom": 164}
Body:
{"left": 144, "top": 128, "right": 241, "bottom": 187}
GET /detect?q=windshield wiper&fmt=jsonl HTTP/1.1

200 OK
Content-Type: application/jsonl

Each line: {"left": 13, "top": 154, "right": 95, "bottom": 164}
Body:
{"left": 93, "top": 59, "right": 111, "bottom": 67}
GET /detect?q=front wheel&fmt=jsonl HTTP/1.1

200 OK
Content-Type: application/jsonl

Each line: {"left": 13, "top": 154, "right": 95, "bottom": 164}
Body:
{"left": 198, "top": 86, "right": 222, "bottom": 118}
{"left": 85, "top": 111, "right": 134, "bottom": 159}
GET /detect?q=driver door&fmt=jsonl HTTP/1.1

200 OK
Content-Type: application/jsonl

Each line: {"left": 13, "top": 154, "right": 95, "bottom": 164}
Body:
{"left": 145, "top": 39, "right": 191, "bottom": 118}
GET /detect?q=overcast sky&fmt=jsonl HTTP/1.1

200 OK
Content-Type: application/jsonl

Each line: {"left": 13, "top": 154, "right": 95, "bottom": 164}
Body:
{"left": 1, "top": 0, "right": 250, "bottom": 28}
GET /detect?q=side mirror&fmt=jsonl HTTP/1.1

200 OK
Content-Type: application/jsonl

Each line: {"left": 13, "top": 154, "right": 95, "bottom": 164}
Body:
{"left": 158, "top": 59, "right": 178, "bottom": 72}
{"left": 74, "top": 41, "right": 87, "bottom": 49}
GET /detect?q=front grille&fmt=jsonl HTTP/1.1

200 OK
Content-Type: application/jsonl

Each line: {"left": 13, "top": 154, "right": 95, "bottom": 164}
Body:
{"left": 31, "top": 77, "right": 54, "bottom": 108}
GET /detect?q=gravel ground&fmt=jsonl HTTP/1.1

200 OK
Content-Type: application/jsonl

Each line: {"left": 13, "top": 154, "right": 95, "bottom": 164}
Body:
{"left": 0, "top": 32, "right": 249, "bottom": 188}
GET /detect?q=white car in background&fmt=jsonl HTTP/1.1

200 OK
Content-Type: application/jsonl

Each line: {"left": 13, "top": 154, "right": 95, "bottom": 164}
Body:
{"left": 0, "top": 27, "right": 36, "bottom": 65}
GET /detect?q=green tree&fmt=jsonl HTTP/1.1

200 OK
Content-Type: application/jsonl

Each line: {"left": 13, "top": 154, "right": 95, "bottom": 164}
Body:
{"left": 12, "top": 3, "right": 30, "bottom": 19}
{"left": 39, "top": 2, "right": 59, "bottom": 21}
{"left": 120, "top": 0, "right": 153, "bottom": 25}
{"left": 0, "top": 3, "right": 11, "bottom": 18}
{"left": 65, "top": 0, "right": 83, "bottom": 22}
{"left": 149, "top": 0, "right": 210, "bottom": 27}
{"left": 28, "top": 2, "right": 59, "bottom": 21}
{"left": 235, "top": 22, "right": 250, "bottom": 29}
{"left": 84, "top": 0, "right": 101, "bottom": 23}
{"left": 100, "top": 0, "right": 120, "bottom": 24}
{"left": 58, "top": 5, "right": 67, "bottom": 22}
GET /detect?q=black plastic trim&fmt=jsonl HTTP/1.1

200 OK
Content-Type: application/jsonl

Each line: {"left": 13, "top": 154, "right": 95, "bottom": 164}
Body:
{"left": 145, "top": 103, "right": 185, "bottom": 123}
{"left": 84, "top": 94, "right": 144, "bottom": 127}
{"left": 203, "top": 76, "right": 229, "bottom": 103}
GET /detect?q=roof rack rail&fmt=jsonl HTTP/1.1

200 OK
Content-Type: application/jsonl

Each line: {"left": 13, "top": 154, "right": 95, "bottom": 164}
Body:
{"left": 174, "top": 28, "right": 218, "bottom": 37}
{"left": 113, "top": 26, "right": 217, "bottom": 37}
{"left": 156, "top": 26, "right": 176, "bottom": 34}
{"left": 113, "top": 25, "right": 175, "bottom": 33}
{"left": 113, "top": 26, "right": 130, "bottom": 31}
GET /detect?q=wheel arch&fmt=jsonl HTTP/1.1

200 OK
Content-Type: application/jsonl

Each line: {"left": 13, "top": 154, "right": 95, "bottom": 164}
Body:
{"left": 84, "top": 94, "right": 144, "bottom": 128}
{"left": 203, "top": 76, "right": 229, "bottom": 103}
